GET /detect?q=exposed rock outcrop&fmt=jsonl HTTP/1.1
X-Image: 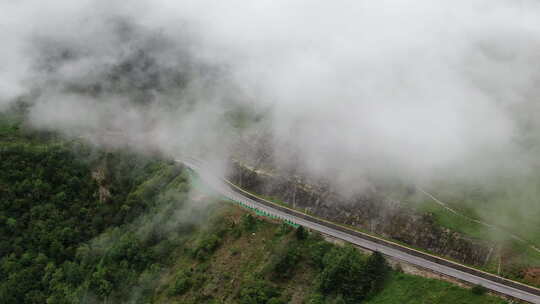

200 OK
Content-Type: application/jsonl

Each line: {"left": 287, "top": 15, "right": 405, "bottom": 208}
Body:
{"left": 91, "top": 163, "right": 111, "bottom": 203}
{"left": 524, "top": 268, "right": 540, "bottom": 286}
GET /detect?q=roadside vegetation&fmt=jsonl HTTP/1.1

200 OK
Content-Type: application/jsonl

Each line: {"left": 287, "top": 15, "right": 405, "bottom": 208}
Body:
{"left": 366, "top": 272, "right": 503, "bottom": 304}
{"left": 153, "top": 205, "right": 506, "bottom": 304}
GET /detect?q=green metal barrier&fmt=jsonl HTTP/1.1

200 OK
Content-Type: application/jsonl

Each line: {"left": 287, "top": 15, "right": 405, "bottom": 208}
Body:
{"left": 187, "top": 167, "right": 300, "bottom": 228}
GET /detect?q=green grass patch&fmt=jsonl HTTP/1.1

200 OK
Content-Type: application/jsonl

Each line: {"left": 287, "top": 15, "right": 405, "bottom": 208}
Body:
{"left": 366, "top": 272, "right": 507, "bottom": 304}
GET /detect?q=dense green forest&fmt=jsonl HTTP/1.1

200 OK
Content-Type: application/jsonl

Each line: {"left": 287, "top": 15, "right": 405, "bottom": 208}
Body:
{"left": 0, "top": 113, "right": 197, "bottom": 303}
{"left": 0, "top": 114, "right": 507, "bottom": 303}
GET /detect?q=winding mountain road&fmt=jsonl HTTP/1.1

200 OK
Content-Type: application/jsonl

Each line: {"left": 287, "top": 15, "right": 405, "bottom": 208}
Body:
{"left": 178, "top": 158, "right": 540, "bottom": 304}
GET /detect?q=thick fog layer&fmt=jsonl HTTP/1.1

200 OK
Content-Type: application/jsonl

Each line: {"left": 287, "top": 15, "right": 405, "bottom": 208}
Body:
{"left": 2, "top": 0, "right": 540, "bottom": 187}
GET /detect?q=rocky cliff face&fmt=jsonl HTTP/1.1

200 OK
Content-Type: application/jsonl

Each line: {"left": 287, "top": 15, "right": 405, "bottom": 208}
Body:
{"left": 228, "top": 161, "right": 494, "bottom": 267}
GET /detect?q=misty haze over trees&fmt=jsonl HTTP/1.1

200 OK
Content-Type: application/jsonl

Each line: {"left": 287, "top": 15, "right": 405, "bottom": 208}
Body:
{"left": 1, "top": 0, "right": 540, "bottom": 303}
{"left": 0, "top": 116, "right": 506, "bottom": 303}
{"left": 2, "top": 0, "right": 540, "bottom": 186}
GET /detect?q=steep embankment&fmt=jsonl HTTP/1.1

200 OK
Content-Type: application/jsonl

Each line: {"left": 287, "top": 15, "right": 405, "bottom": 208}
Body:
{"left": 228, "top": 161, "right": 493, "bottom": 265}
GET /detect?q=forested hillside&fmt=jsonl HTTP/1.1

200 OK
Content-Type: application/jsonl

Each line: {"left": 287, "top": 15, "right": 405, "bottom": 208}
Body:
{"left": 0, "top": 114, "right": 197, "bottom": 303}
{"left": 0, "top": 116, "right": 507, "bottom": 303}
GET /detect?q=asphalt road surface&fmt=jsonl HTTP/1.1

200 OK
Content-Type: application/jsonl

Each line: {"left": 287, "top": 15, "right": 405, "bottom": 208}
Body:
{"left": 179, "top": 158, "right": 540, "bottom": 304}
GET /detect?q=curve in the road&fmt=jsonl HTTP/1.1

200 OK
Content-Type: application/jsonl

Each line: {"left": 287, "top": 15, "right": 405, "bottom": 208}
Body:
{"left": 179, "top": 158, "right": 540, "bottom": 304}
